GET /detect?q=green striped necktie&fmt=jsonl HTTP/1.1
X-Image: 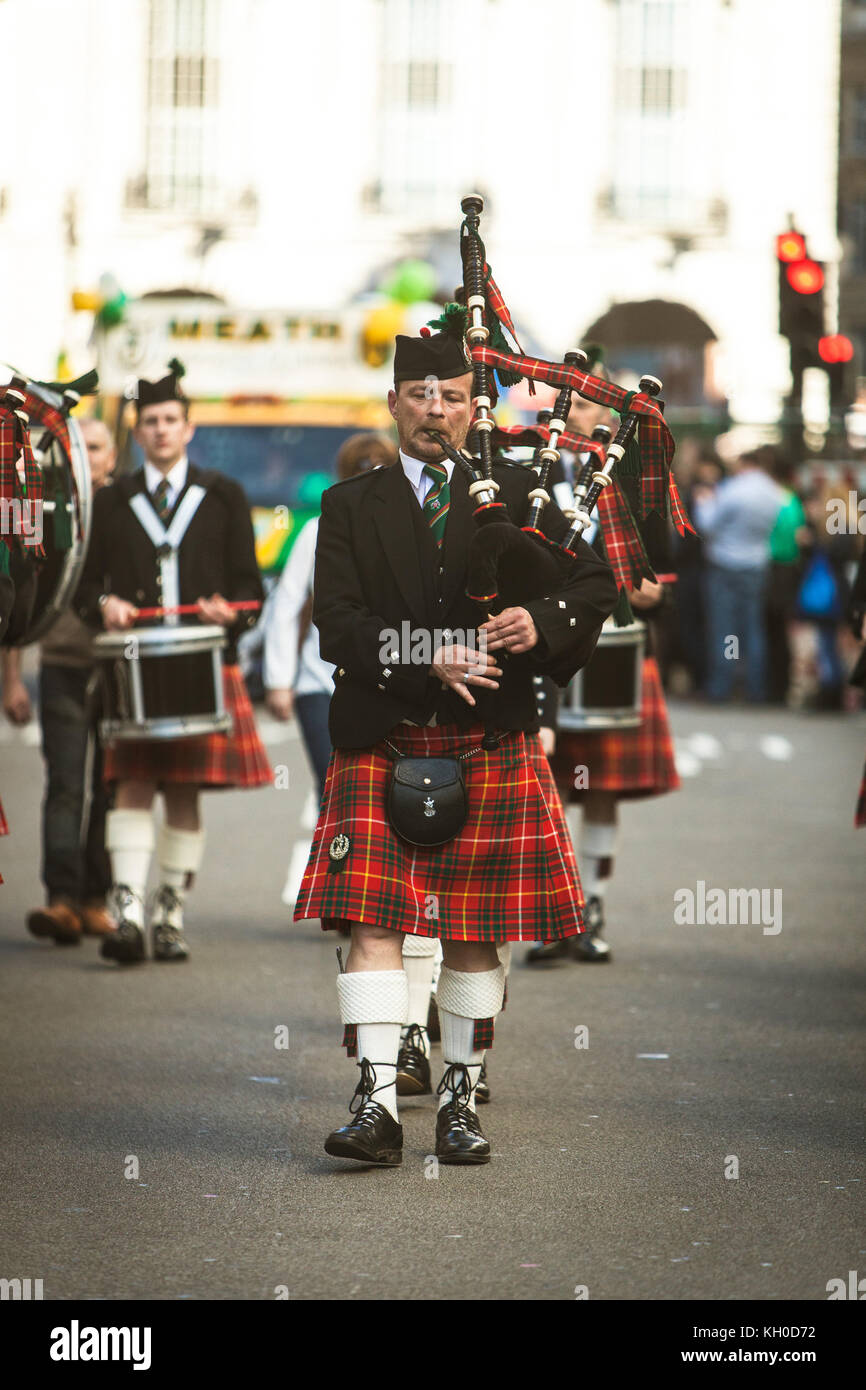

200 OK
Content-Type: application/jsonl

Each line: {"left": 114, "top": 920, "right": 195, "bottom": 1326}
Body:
{"left": 422, "top": 461, "right": 450, "bottom": 549}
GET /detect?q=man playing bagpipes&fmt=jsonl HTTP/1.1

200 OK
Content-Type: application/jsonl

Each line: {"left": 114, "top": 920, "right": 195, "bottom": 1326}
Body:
{"left": 77, "top": 362, "right": 271, "bottom": 966}
{"left": 294, "top": 326, "right": 618, "bottom": 1166}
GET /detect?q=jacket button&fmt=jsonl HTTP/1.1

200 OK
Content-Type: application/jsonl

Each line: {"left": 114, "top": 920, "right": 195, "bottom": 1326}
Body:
{"left": 136, "top": 590, "right": 145, "bottom": 600}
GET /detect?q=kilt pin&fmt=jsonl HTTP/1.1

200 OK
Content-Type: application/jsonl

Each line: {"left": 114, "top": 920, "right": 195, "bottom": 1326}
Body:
{"left": 548, "top": 654, "right": 680, "bottom": 802}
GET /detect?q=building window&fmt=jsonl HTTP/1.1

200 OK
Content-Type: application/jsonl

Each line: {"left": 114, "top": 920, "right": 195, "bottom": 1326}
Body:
{"left": 143, "top": 0, "right": 221, "bottom": 213}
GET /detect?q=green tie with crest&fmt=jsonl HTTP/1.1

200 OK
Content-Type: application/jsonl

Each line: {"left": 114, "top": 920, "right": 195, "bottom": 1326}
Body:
{"left": 422, "top": 462, "right": 450, "bottom": 549}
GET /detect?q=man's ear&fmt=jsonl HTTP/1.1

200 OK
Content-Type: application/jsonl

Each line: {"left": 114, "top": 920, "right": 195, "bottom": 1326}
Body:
{"left": 184, "top": 419, "right": 195, "bottom": 445}
{"left": 387, "top": 387, "right": 398, "bottom": 419}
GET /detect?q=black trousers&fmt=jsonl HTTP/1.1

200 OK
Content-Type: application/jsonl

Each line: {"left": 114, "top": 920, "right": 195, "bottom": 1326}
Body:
{"left": 39, "top": 664, "right": 111, "bottom": 904}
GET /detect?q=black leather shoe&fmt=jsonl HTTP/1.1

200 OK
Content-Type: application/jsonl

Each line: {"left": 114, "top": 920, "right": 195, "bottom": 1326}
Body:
{"left": 572, "top": 896, "right": 612, "bottom": 962}
{"left": 396, "top": 1023, "right": 431, "bottom": 1095}
{"left": 100, "top": 888, "right": 146, "bottom": 966}
{"left": 524, "top": 937, "right": 572, "bottom": 965}
{"left": 475, "top": 1059, "right": 490, "bottom": 1105}
{"left": 435, "top": 1063, "right": 490, "bottom": 1164}
{"left": 324, "top": 1059, "right": 403, "bottom": 1166}
{"left": 153, "top": 923, "right": 190, "bottom": 962}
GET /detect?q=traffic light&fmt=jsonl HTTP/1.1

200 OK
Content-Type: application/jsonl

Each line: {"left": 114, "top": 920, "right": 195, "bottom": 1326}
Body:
{"left": 777, "top": 227, "right": 827, "bottom": 405}
{"left": 819, "top": 334, "right": 855, "bottom": 408}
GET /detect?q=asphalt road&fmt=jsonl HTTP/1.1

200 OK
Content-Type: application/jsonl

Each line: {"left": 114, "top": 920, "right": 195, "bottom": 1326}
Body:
{"left": 0, "top": 694, "right": 863, "bottom": 1302}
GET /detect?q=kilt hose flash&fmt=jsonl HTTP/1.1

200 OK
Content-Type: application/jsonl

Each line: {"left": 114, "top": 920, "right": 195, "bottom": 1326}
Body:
{"left": 102, "top": 664, "right": 272, "bottom": 789}
{"left": 549, "top": 655, "right": 680, "bottom": 802}
{"left": 294, "top": 722, "right": 586, "bottom": 944}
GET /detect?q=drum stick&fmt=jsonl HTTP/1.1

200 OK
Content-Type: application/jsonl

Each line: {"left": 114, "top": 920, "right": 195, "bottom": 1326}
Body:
{"left": 133, "top": 600, "right": 263, "bottom": 618}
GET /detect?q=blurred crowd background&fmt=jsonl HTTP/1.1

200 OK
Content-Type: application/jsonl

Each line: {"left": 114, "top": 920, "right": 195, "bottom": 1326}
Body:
{"left": 1, "top": 0, "right": 864, "bottom": 712}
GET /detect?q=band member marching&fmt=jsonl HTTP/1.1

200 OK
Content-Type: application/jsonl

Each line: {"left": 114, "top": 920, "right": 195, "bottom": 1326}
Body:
{"left": 78, "top": 362, "right": 271, "bottom": 965}
{"left": 527, "top": 353, "right": 680, "bottom": 964}
{"left": 294, "top": 327, "right": 618, "bottom": 1166}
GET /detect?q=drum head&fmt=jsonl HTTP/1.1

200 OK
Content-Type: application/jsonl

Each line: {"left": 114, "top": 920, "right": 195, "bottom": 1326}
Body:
{"left": 2, "top": 393, "right": 91, "bottom": 646}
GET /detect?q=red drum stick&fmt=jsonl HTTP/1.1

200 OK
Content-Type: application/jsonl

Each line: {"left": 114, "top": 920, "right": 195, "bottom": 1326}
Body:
{"left": 133, "top": 600, "right": 262, "bottom": 619}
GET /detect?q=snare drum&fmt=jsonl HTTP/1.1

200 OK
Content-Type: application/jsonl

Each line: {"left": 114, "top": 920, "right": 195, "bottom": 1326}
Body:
{"left": 94, "top": 625, "right": 231, "bottom": 741}
{"left": 558, "top": 619, "right": 646, "bottom": 731}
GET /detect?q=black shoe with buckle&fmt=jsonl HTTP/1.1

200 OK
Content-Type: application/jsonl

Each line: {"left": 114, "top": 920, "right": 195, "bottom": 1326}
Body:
{"left": 396, "top": 1023, "right": 432, "bottom": 1095}
{"left": 325, "top": 1059, "right": 403, "bottom": 1166}
{"left": 151, "top": 887, "right": 190, "bottom": 961}
{"left": 435, "top": 1063, "right": 490, "bottom": 1164}
{"left": 572, "top": 896, "right": 612, "bottom": 962}
{"left": 100, "top": 887, "right": 146, "bottom": 965}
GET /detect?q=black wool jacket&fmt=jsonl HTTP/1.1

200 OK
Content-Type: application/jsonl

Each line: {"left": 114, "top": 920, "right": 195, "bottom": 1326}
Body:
{"left": 313, "top": 457, "right": 618, "bottom": 748}
{"left": 77, "top": 465, "right": 263, "bottom": 662}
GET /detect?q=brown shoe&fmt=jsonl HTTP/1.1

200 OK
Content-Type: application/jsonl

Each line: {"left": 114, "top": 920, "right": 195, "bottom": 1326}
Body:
{"left": 27, "top": 902, "right": 83, "bottom": 946}
{"left": 79, "top": 902, "right": 117, "bottom": 936}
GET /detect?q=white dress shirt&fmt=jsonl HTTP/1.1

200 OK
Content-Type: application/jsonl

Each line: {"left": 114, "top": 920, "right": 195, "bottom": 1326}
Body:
{"left": 399, "top": 449, "right": 455, "bottom": 507}
{"left": 144, "top": 455, "right": 189, "bottom": 513}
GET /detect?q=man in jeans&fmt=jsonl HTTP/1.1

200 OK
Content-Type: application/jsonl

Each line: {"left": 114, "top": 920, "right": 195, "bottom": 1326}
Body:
{"left": 1, "top": 419, "right": 117, "bottom": 944}
{"left": 693, "top": 450, "right": 783, "bottom": 702}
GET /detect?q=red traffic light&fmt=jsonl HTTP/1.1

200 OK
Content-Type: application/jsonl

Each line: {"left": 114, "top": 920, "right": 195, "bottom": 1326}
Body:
{"left": 818, "top": 334, "right": 854, "bottom": 364}
{"left": 786, "top": 259, "right": 824, "bottom": 294}
{"left": 776, "top": 231, "right": 807, "bottom": 263}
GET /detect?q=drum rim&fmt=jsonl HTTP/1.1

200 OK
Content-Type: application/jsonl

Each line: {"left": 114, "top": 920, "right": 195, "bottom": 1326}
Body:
{"left": 93, "top": 625, "right": 228, "bottom": 654}
{"left": 100, "top": 712, "right": 232, "bottom": 741}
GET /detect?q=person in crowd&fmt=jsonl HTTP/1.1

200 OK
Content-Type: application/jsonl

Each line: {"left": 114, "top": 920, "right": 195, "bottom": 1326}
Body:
{"left": 693, "top": 449, "right": 783, "bottom": 702}
{"left": 796, "top": 482, "right": 858, "bottom": 711}
{"left": 760, "top": 446, "right": 808, "bottom": 706}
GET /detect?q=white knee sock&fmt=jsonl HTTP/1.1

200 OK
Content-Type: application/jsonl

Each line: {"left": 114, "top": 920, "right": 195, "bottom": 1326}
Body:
{"left": 106, "top": 809, "right": 155, "bottom": 927}
{"left": 336, "top": 970, "right": 409, "bottom": 1121}
{"left": 579, "top": 821, "right": 618, "bottom": 902}
{"left": 402, "top": 935, "right": 439, "bottom": 1056}
{"left": 157, "top": 825, "right": 205, "bottom": 895}
{"left": 436, "top": 965, "right": 505, "bottom": 1113}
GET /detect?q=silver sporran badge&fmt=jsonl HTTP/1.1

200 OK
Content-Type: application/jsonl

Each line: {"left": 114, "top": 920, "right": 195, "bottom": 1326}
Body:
{"left": 328, "top": 833, "right": 351, "bottom": 861}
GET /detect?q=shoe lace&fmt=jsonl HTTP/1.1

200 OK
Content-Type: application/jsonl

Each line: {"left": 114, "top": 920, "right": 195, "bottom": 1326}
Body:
{"left": 348, "top": 1059, "right": 393, "bottom": 1123}
{"left": 436, "top": 1061, "right": 476, "bottom": 1110}
{"left": 153, "top": 885, "right": 183, "bottom": 914}
{"left": 111, "top": 885, "right": 142, "bottom": 933}
{"left": 398, "top": 1023, "right": 427, "bottom": 1060}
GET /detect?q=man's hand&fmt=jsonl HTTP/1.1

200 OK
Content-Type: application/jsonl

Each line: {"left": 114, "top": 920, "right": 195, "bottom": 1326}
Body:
{"left": 102, "top": 595, "right": 139, "bottom": 630}
{"left": 479, "top": 607, "right": 538, "bottom": 654}
{"left": 628, "top": 579, "right": 664, "bottom": 611}
{"left": 197, "top": 593, "right": 236, "bottom": 627}
{"left": 266, "top": 688, "right": 294, "bottom": 721}
{"left": 431, "top": 642, "right": 502, "bottom": 708}
{"left": 3, "top": 678, "right": 32, "bottom": 725}
{"left": 538, "top": 726, "right": 556, "bottom": 757}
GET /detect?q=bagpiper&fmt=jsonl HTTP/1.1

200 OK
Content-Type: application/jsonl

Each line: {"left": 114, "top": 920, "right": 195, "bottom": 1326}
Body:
{"left": 294, "top": 328, "right": 617, "bottom": 1166}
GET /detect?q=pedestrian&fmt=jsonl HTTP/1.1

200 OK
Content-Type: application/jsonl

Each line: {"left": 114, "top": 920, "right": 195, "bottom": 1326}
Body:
{"left": 693, "top": 449, "right": 783, "bottom": 702}
{"left": 1, "top": 419, "right": 117, "bottom": 945}
{"left": 672, "top": 448, "right": 724, "bottom": 694}
{"left": 528, "top": 354, "right": 681, "bottom": 963}
{"left": 264, "top": 432, "right": 397, "bottom": 801}
{"left": 848, "top": 545, "right": 866, "bottom": 827}
{"left": 293, "top": 327, "right": 617, "bottom": 1166}
{"left": 760, "top": 446, "right": 807, "bottom": 706}
{"left": 77, "top": 361, "right": 271, "bottom": 965}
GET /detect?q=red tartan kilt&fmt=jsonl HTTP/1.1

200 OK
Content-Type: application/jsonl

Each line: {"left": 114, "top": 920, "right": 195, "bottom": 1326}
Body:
{"left": 549, "top": 656, "right": 680, "bottom": 801}
{"left": 294, "top": 723, "right": 584, "bottom": 943}
{"left": 103, "top": 664, "right": 272, "bottom": 789}
{"left": 856, "top": 756, "right": 866, "bottom": 828}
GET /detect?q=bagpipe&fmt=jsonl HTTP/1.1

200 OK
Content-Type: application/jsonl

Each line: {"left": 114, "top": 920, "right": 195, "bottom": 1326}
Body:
{"left": 0, "top": 370, "right": 95, "bottom": 646}
{"left": 428, "top": 194, "right": 694, "bottom": 623}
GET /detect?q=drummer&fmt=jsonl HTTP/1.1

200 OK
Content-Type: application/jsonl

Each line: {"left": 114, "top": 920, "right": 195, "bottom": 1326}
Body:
{"left": 527, "top": 349, "right": 680, "bottom": 964}
{"left": 78, "top": 362, "right": 271, "bottom": 965}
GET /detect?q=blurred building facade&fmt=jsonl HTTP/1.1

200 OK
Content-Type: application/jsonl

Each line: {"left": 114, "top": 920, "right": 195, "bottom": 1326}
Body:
{"left": 838, "top": 0, "right": 866, "bottom": 380}
{"left": 0, "top": 0, "right": 841, "bottom": 429}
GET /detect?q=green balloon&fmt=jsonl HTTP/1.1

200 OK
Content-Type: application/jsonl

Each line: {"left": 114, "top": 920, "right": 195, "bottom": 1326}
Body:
{"left": 384, "top": 259, "right": 437, "bottom": 305}
{"left": 98, "top": 292, "right": 127, "bottom": 328}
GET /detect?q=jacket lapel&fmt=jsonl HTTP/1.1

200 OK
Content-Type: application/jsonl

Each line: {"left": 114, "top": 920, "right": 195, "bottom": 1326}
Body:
{"left": 371, "top": 462, "right": 428, "bottom": 627}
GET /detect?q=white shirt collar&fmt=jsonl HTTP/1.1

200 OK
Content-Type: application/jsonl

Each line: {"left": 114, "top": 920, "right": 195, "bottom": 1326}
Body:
{"left": 399, "top": 449, "right": 455, "bottom": 486}
{"left": 144, "top": 455, "right": 189, "bottom": 499}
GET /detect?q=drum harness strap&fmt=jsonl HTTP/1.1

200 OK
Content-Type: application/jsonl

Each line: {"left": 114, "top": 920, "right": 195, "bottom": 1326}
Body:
{"left": 129, "top": 485, "right": 207, "bottom": 626}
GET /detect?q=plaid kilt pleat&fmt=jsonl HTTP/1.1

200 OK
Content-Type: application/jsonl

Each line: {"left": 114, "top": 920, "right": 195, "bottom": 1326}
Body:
{"left": 295, "top": 724, "right": 585, "bottom": 943}
{"left": 856, "top": 757, "right": 866, "bottom": 829}
{"left": 103, "top": 664, "right": 272, "bottom": 789}
{"left": 549, "top": 656, "right": 680, "bottom": 801}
